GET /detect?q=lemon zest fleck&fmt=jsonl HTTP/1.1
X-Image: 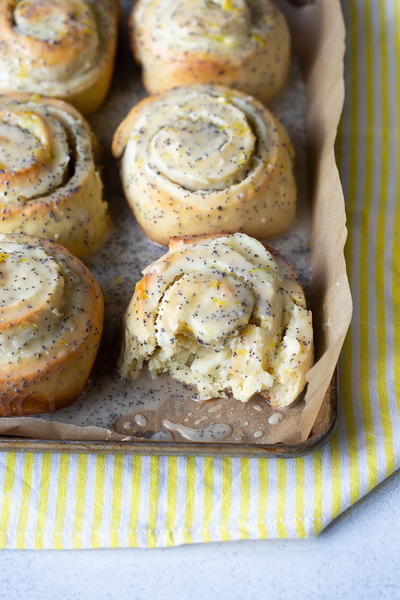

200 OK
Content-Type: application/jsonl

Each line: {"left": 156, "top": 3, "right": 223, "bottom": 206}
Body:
{"left": 222, "top": 0, "right": 240, "bottom": 11}
{"left": 212, "top": 297, "right": 226, "bottom": 307}
{"left": 236, "top": 348, "right": 248, "bottom": 356}
{"left": 251, "top": 33, "right": 265, "bottom": 47}
{"left": 18, "top": 65, "right": 28, "bottom": 78}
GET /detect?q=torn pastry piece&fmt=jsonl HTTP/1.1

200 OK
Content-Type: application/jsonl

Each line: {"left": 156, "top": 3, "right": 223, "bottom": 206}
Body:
{"left": 130, "top": 0, "right": 290, "bottom": 103}
{"left": 120, "top": 233, "right": 313, "bottom": 408}
{"left": 0, "top": 233, "right": 104, "bottom": 416}
{"left": 112, "top": 85, "right": 296, "bottom": 245}
{"left": 0, "top": 0, "right": 119, "bottom": 114}
{"left": 0, "top": 93, "right": 110, "bottom": 258}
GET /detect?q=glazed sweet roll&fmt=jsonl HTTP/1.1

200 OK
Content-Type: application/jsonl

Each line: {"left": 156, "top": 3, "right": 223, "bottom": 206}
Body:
{"left": 131, "top": 0, "right": 290, "bottom": 102}
{"left": 0, "top": 93, "right": 110, "bottom": 258}
{"left": 0, "top": 0, "right": 119, "bottom": 114}
{"left": 0, "top": 233, "right": 104, "bottom": 416}
{"left": 120, "top": 233, "right": 313, "bottom": 407}
{"left": 112, "top": 85, "right": 296, "bottom": 246}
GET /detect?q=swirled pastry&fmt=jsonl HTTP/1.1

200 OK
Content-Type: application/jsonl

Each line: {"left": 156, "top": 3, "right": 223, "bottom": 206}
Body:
{"left": 0, "top": 0, "right": 119, "bottom": 114}
{"left": 112, "top": 85, "right": 296, "bottom": 245}
{"left": 0, "top": 233, "right": 104, "bottom": 416}
{"left": 120, "top": 233, "right": 313, "bottom": 407}
{"left": 0, "top": 93, "right": 110, "bottom": 258}
{"left": 131, "top": 0, "right": 290, "bottom": 102}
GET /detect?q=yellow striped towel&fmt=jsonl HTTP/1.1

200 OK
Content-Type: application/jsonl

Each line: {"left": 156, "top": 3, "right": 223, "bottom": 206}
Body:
{"left": 0, "top": 0, "right": 398, "bottom": 548}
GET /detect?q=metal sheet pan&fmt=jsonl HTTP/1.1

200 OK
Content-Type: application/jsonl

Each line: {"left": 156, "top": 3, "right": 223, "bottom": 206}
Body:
{"left": 0, "top": 0, "right": 346, "bottom": 456}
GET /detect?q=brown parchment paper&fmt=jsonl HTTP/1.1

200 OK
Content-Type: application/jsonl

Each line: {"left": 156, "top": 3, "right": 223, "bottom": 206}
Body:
{"left": 0, "top": 0, "right": 352, "bottom": 448}
{"left": 282, "top": 0, "right": 352, "bottom": 440}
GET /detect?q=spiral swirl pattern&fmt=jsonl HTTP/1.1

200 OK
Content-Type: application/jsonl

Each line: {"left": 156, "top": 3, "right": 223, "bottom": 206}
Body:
{"left": 121, "top": 233, "right": 313, "bottom": 407}
{"left": 0, "top": 233, "right": 104, "bottom": 416}
{"left": 131, "top": 0, "right": 290, "bottom": 102}
{"left": 0, "top": 0, "right": 118, "bottom": 114}
{"left": 0, "top": 93, "right": 110, "bottom": 258}
{"left": 113, "top": 85, "right": 296, "bottom": 245}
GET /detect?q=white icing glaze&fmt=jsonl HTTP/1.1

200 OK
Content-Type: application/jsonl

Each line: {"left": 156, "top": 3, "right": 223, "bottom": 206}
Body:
{"left": 149, "top": 107, "right": 255, "bottom": 191}
{"left": 268, "top": 412, "right": 284, "bottom": 425}
{"left": 162, "top": 419, "right": 233, "bottom": 442}
{"left": 134, "top": 414, "right": 147, "bottom": 427}
{"left": 136, "top": 0, "right": 255, "bottom": 55}
{"left": 253, "top": 430, "right": 264, "bottom": 439}
{"left": 150, "top": 431, "right": 173, "bottom": 441}
{"left": 118, "top": 374, "right": 171, "bottom": 416}
{"left": 156, "top": 272, "right": 255, "bottom": 346}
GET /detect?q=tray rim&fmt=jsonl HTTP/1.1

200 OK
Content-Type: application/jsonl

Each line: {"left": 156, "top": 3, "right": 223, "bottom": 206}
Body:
{"left": 0, "top": 412, "right": 335, "bottom": 458}
{"left": 0, "top": 375, "right": 337, "bottom": 457}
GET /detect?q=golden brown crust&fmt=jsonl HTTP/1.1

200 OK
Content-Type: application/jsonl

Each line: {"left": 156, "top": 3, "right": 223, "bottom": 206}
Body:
{"left": 113, "top": 85, "right": 296, "bottom": 246}
{"left": 0, "top": 233, "right": 104, "bottom": 416}
{"left": 112, "top": 93, "right": 156, "bottom": 158}
{"left": 0, "top": 93, "right": 110, "bottom": 258}
{"left": 0, "top": 0, "right": 119, "bottom": 115}
{"left": 130, "top": 0, "right": 290, "bottom": 102}
{"left": 62, "top": 48, "right": 116, "bottom": 115}
{"left": 168, "top": 233, "right": 228, "bottom": 250}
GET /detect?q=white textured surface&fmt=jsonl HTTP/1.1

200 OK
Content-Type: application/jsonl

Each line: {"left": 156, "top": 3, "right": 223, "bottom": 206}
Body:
{"left": 0, "top": 469, "right": 398, "bottom": 600}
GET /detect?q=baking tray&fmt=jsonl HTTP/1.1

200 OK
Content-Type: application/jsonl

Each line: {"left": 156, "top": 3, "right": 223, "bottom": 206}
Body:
{"left": 0, "top": 0, "right": 349, "bottom": 456}
{"left": 0, "top": 377, "right": 336, "bottom": 457}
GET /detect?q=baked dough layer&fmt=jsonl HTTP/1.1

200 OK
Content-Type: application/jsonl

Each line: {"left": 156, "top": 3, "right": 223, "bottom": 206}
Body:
{"left": 113, "top": 85, "right": 296, "bottom": 245}
{"left": 0, "top": 0, "right": 119, "bottom": 114}
{"left": 0, "top": 233, "right": 104, "bottom": 416}
{"left": 131, "top": 0, "right": 290, "bottom": 102}
{"left": 0, "top": 93, "right": 110, "bottom": 258}
{"left": 120, "top": 233, "right": 313, "bottom": 407}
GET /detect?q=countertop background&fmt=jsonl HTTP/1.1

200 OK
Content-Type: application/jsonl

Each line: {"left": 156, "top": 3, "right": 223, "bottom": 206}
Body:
{"left": 0, "top": 468, "right": 398, "bottom": 599}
